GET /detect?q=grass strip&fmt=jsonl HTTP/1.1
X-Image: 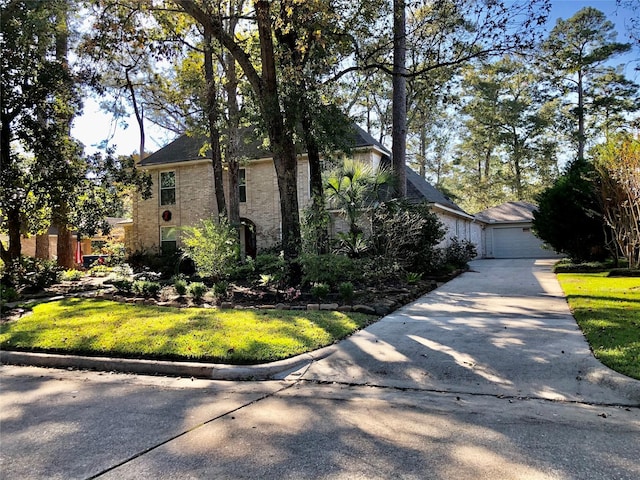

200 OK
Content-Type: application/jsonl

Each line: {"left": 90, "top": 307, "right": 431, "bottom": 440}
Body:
{"left": 557, "top": 272, "right": 640, "bottom": 380}
{"left": 0, "top": 298, "right": 374, "bottom": 364}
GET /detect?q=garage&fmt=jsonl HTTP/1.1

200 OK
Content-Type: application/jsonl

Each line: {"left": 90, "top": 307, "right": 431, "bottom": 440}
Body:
{"left": 476, "top": 201, "right": 562, "bottom": 259}
{"left": 490, "top": 225, "right": 554, "bottom": 258}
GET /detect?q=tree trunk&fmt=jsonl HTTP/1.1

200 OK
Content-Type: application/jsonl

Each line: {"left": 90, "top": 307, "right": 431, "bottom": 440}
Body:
{"left": 577, "top": 69, "right": 585, "bottom": 162}
{"left": 204, "top": 28, "right": 227, "bottom": 218}
{"left": 56, "top": 217, "right": 74, "bottom": 269}
{"left": 392, "top": 0, "right": 407, "bottom": 197}
{"left": 0, "top": 113, "right": 21, "bottom": 262}
{"left": 255, "top": 0, "right": 301, "bottom": 261}
{"left": 301, "top": 98, "right": 329, "bottom": 254}
{"left": 35, "top": 233, "right": 50, "bottom": 259}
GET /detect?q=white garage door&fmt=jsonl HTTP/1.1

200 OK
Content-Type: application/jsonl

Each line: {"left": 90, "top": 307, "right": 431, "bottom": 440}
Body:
{"left": 491, "top": 226, "right": 555, "bottom": 258}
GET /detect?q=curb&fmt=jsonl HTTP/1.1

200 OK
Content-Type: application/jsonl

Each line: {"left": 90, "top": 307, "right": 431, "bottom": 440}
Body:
{"left": 0, "top": 344, "right": 338, "bottom": 381}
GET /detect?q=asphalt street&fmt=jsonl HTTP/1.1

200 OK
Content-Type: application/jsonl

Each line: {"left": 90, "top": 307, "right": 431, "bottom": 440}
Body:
{"left": 1, "top": 259, "right": 639, "bottom": 479}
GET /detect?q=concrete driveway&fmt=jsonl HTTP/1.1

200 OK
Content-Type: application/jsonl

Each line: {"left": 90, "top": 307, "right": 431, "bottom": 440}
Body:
{"left": 298, "top": 259, "right": 640, "bottom": 405}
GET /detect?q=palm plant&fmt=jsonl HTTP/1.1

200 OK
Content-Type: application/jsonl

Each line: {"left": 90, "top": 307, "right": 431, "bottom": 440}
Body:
{"left": 325, "top": 159, "right": 394, "bottom": 255}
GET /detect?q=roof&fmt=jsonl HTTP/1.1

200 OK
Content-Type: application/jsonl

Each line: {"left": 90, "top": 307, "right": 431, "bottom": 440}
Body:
{"left": 406, "top": 167, "right": 466, "bottom": 214}
{"left": 474, "top": 201, "right": 538, "bottom": 223}
{"left": 140, "top": 124, "right": 390, "bottom": 167}
{"left": 140, "top": 124, "right": 467, "bottom": 216}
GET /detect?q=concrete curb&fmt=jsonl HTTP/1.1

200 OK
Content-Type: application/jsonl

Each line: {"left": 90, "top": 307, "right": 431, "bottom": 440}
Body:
{"left": 0, "top": 344, "right": 338, "bottom": 381}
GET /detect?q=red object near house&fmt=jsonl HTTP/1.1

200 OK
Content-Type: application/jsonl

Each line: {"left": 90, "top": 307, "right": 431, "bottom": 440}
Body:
{"left": 75, "top": 240, "right": 83, "bottom": 265}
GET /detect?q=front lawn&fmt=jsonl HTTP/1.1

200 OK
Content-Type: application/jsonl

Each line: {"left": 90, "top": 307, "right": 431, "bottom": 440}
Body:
{"left": 0, "top": 299, "right": 374, "bottom": 364}
{"left": 557, "top": 272, "right": 640, "bottom": 380}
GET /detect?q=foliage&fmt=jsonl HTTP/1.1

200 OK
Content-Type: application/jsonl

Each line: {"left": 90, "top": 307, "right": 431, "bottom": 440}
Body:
{"left": 0, "top": 299, "right": 374, "bottom": 364}
{"left": 0, "top": 257, "right": 61, "bottom": 291}
{"left": 88, "top": 265, "right": 112, "bottom": 277}
{"left": 405, "top": 272, "right": 422, "bottom": 285}
{"left": 61, "top": 270, "right": 83, "bottom": 281}
{"left": 0, "top": 284, "right": 20, "bottom": 304}
{"left": 213, "top": 281, "right": 229, "bottom": 297}
{"left": 310, "top": 283, "right": 330, "bottom": 301}
{"left": 593, "top": 134, "right": 640, "bottom": 269}
{"left": 173, "top": 278, "right": 188, "bottom": 296}
{"left": 370, "top": 200, "right": 446, "bottom": 274}
{"left": 338, "top": 281, "right": 355, "bottom": 304}
{"left": 299, "top": 253, "right": 361, "bottom": 288}
{"left": 132, "top": 280, "right": 161, "bottom": 298}
{"left": 558, "top": 272, "right": 640, "bottom": 380}
{"left": 444, "top": 237, "right": 477, "bottom": 269}
{"left": 254, "top": 253, "right": 287, "bottom": 287}
{"left": 111, "top": 278, "right": 133, "bottom": 294}
{"left": 533, "top": 159, "right": 607, "bottom": 262}
{"left": 325, "top": 159, "right": 393, "bottom": 256}
{"left": 127, "top": 249, "right": 183, "bottom": 278}
{"left": 188, "top": 282, "right": 207, "bottom": 300}
{"left": 181, "top": 217, "right": 239, "bottom": 281}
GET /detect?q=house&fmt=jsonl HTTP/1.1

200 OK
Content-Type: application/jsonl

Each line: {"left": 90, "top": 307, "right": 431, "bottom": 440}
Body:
{"left": 130, "top": 125, "right": 477, "bottom": 256}
{"left": 474, "top": 201, "right": 561, "bottom": 259}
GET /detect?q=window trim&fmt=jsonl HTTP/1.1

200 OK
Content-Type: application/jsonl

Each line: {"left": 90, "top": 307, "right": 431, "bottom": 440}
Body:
{"left": 239, "top": 168, "right": 247, "bottom": 203}
{"left": 160, "top": 226, "right": 177, "bottom": 254}
{"left": 160, "top": 171, "right": 176, "bottom": 206}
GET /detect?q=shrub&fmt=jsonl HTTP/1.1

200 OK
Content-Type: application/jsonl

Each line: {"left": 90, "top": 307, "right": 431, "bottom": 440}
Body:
{"left": 188, "top": 282, "right": 208, "bottom": 300}
{"left": 127, "top": 249, "right": 184, "bottom": 278}
{"left": 444, "top": 237, "right": 477, "bottom": 269}
{"left": 406, "top": 272, "right": 422, "bottom": 285}
{"left": 88, "top": 265, "right": 112, "bottom": 277}
{"left": 370, "top": 200, "right": 445, "bottom": 274}
{"left": 173, "top": 278, "right": 188, "bottom": 296}
{"left": 1, "top": 257, "right": 61, "bottom": 291}
{"left": 61, "top": 269, "right": 83, "bottom": 281}
{"left": 254, "top": 253, "right": 286, "bottom": 288}
{"left": 132, "top": 280, "right": 161, "bottom": 297}
{"left": 533, "top": 159, "right": 607, "bottom": 262}
{"left": 608, "top": 268, "right": 640, "bottom": 277}
{"left": 213, "top": 280, "right": 229, "bottom": 297}
{"left": 338, "top": 281, "right": 354, "bottom": 304}
{"left": 1, "top": 284, "right": 20, "bottom": 304}
{"left": 300, "top": 253, "right": 361, "bottom": 288}
{"left": 111, "top": 279, "right": 133, "bottom": 294}
{"left": 181, "top": 217, "right": 239, "bottom": 281}
{"left": 310, "top": 282, "right": 330, "bottom": 301}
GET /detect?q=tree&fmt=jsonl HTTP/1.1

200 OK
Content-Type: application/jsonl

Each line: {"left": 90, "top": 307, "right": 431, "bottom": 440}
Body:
{"left": 453, "top": 56, "right": 558, "bottom": 211}
{"left": 593, "top": 134, "right": 640, "bottom": 269}
{"left": 533, "top": 159, "right": 606, "bottom": 262}
{"left": 541, "top": 7, "right": 632, "bottom": 162}
{"left": 0, "top": 0, "right": 80, "bottom": 265}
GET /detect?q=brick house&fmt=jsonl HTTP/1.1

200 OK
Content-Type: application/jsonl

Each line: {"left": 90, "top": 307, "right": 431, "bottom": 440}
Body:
{"left": 130, "top": 125, "right": 478, "bottom": 257}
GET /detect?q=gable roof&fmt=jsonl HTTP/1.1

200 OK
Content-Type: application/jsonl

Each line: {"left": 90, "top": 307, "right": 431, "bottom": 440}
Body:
{"left": 406, "top": 167, "right": 467, "bottom": 214}
{"left": 475, "top": 201, "right": 538, "bottom": 224}
{"left": 140, "top": 124, "right": 390, "bottom": 167}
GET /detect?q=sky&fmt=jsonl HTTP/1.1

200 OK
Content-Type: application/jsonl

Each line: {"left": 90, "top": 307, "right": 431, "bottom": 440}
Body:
{"left": 71, "top": 0, "right": 640, "bottom": 157}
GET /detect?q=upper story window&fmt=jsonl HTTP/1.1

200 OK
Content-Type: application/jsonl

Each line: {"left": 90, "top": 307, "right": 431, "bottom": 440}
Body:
{"left": 239, "top": 168, "right": 246, "bottom": 203}
{"left": 160, "top": 171, "right": 176, "bottom": 206}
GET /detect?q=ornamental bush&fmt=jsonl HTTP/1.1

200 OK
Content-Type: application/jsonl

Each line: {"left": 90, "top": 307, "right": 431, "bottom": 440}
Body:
{"left": 181, "top": 217, "right": 239, "bottom": 281}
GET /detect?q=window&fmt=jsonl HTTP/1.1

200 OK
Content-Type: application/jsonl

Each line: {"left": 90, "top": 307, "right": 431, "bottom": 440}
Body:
{"left": 239, "top": 168, "right": 246, "bottom": 203}
{"left": 160, "top": 171, "right": 176, "bottom": 206}
{"left": 160, "top": 227, "right": 177, "bottom": 255}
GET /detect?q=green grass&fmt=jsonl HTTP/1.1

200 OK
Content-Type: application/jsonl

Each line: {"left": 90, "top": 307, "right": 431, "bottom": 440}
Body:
{"left": 557, "top": 272, "right": 640, "bottom": 380}
{"left": 0, "top": 299, "right": 374, "bottom": 364}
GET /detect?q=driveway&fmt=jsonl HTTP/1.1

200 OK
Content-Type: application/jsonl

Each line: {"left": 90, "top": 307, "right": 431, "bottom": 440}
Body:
{"left": 298, "top": 259, "right": 640, "bottom": 405}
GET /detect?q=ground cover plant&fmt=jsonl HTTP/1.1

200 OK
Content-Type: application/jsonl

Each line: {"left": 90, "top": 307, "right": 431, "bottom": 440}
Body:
{"left": 557, "top": 272, "right": 640, "bottom": 380}
{"left": 0, "top": 299, "right": 374, "bottom": 364}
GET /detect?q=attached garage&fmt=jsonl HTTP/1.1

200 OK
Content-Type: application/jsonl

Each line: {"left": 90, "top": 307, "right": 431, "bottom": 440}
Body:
{"left": 476, "top": 202, "right": 561, "bottom": 259}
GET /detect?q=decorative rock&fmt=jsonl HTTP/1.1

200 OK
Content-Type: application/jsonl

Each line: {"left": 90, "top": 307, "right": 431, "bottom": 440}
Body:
{"left": 275, "top": 303, "right": 290, "bottom": 310}
{"left": 260, "top": 305, "right": 276, "bottom": 309}
{"left": 374, "top": 305, "right": 390, "bottom": 316}
{"left": 337, "top": 305, "right": 353, "bottom": 312}
{"left": 220, "top": 302, "right": 235, "bottom": 309}
{"left": 320, "top": 303, "right": 339, "bottom": 311}
{"left": 307, "top": 304, "right": 320, "bottom": 310}
{"left": 291, "top": 305, "right": 307, "bottom": 311}
{"left": 353, "top": 305, "right": 376, "bottom": 315}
